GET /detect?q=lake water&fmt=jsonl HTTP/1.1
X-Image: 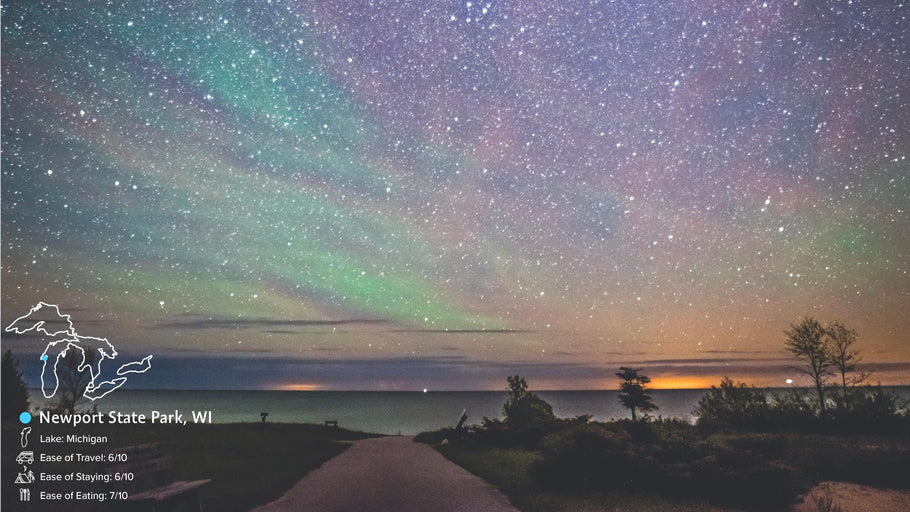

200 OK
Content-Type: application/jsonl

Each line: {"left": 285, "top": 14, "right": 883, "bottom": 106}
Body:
{"left": 29, "top": 389, "right": 706, "bottom": 434}
{"left": 29, "top": 387, "right": 909, "bottom": 435}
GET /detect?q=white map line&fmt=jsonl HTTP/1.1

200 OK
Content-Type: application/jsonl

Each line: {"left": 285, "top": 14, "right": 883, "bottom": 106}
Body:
{"left": 5, "top": 302, "right": 153, "bottom": 401}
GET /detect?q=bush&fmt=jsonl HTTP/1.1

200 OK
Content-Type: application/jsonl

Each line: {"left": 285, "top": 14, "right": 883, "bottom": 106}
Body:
{"left": 695, "top": 377, "right": 769, "bottom": 431}
{"left": 532, "top": 421, "right": 799, "bottom": 510}
{"left": 471, "top": 375, "right": 562, "bottom": 446}
{"left": 694, "top": 376, "right": 910, "bottom": 435}
{"left": 786, "top": 434, "right": 910, "bottom": 490}
{"left": 532, "top": 423, "right": 634, "bottom": 491}
{"left": 766, "top": 388, "right": 819, "bottom": 431}
{"left": 697, "top": 458, "right": 797, "bottom": 511}
{"left": 502, "top": 375, "right": 558, "bottom": 433}
{"left": 1, "top": 350, "right": 30, "bottom": 422}
{"left": 504, "top": 393, "right": 558, "bottom": 432}
{"left": 829, "top": 385, "right": 910, "bottom": 434}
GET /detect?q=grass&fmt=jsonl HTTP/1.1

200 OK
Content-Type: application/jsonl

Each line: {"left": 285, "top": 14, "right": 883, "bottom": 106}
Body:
{"left": 434, "top": 443, "right": 745, "bottom": 512}
{"left": 437, "top": 445, "right": 540, "bottom": 496}
{"left": 424, "top": 427, "right": 909, "bottom": 512}
{"left": 2, "top": 421, "right": 378, "bottom": 512}
{"left": 707, "top": 432, "right": 910, "bottom": 491}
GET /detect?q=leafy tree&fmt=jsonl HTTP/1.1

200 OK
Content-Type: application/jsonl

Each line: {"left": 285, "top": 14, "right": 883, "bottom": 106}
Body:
{"left": 616, "top": 367, "right": 658, "bottom": 422}
{"left": 784, "top": 317, "right": 830, "bottom": 415}
{"left": 505, "top": 375, "right": 529, "bottom": 408}
{"left": 2, "top": 350, "right": 31, "bottom": 421}
{"left": 824, "top": 321, "right": 864, "bottom": 411}
{"left": 503, "top": 375, "right": 556, "bottom": 432}
{"left": 694, "top": 377, "right": 768, "bottom": 430}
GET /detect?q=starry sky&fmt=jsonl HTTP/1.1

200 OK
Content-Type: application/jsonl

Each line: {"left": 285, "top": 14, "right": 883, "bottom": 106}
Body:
{"left": 2, "top": 0, "right": 909, "bottom": 390}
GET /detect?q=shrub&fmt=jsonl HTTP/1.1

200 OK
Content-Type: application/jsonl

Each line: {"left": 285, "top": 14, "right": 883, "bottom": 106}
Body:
{"left": 830, "top": 385, "right": 909, "bottom": 434}
{"left": 694, "top": 377, "right": 769, "bottom": 431}
{"left": 766, "top": 388, "right": 819, "bottom": 431}
{"left": 503, "top": 376, "right": 558, "bottom": 431}
{"left": 532, "top": 421, "right": 799, "bottom": 510}
{"left": 472, "top": 417, "right": 517, "bottom": 446}
{"left": 616, "top": 418, "right": 660, "bottom": 443}
{"left": 532, "top": 423, "right": 634, "bottom": 491}
{"left": 697, "top": 458, "right": 797, "bottom": 511}
{"left": 487, "top": 375, "right": 561, "bottom": 446}
{"left": 504, "top": 392, "right": 558, "bottom": 432}
{"left": 1, "top": 350, "right": 30, "bottom": 422}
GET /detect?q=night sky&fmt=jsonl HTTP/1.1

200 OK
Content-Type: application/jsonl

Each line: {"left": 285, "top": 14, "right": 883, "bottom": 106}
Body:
{"left": 2, "top": 0, "right": 908, "bottom": 390}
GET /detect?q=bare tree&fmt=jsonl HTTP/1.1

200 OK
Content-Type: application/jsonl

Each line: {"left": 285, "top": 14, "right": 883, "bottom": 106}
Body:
{"left": 825, "top": 321, "right": 865, "bottom": 410}
{"left": 784, "top": 317, "right": 831, "bottom": 415}
{"left": 616, "top": 367, "right": 658, "bottom": 422}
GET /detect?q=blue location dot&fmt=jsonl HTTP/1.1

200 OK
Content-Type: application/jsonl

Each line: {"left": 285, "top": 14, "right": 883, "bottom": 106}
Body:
{"left": 41, "top": 354, "right": 48, "bottom": 361}
{"left": 19, "top": 412, "right": 32, "bottom": 424}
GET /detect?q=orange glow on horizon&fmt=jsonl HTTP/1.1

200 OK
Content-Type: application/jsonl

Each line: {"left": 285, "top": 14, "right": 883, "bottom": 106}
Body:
{"left": 648, "top": 376, "right": 718, "bottom": 390}
{"left": 273, "top": 383, "right": 324, "bottom": 391}
{"left": 266, "top": 369, "right": 910, "bottom": 392}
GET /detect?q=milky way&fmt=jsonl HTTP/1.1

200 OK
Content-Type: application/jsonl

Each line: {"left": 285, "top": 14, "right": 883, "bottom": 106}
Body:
{"left": 2, "top": 1, "right": 908, "bottom": 389}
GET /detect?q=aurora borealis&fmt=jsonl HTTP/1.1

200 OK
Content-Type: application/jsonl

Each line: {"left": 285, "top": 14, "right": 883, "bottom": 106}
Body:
{"left": 2, "top": 0, "right": 908, "bottom": 390}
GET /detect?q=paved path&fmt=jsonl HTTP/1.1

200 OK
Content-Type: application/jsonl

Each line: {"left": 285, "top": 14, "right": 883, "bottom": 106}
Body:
{"left": 250, "top": 436, "right": 520, "bottom": 512}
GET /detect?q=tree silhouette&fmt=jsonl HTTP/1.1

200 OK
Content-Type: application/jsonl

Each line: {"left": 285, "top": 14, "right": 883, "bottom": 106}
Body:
{"left": 505, "top": 375, "right": 529, "bottom": 408}
{"left": 50, "top": 347, "right": 95, "bottom": 414}
{"left": 2, "top": 350, "right": 31, "bottom": 421}
{"left": 784, "top": 317, "right": 831, "bottom": 415}
{"left": 616, "top": 367, "right": 658, "bottom": 422}
{"left": 825, "top": 321, "right": 865, "bottom": 411}
{"left": 503, "top": 375, "right": 556, "bottom": 431}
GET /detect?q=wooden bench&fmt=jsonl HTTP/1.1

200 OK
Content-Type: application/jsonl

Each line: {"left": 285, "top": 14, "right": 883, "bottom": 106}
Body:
{"left": 324, "top": 420, "right": 338, "bottom": 427}
{"left": 104, "top": 442, "right": 211, "bottom": 512}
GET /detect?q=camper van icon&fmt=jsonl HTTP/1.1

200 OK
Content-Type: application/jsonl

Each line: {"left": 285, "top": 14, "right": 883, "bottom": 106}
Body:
{"left": 16, "top": 451, "right": 34, "bottom": 465}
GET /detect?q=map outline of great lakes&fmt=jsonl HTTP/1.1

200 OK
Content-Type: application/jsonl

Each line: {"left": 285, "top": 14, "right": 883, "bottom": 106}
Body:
{"left": 5, "top": 302, "right": 152, "bottom": 401}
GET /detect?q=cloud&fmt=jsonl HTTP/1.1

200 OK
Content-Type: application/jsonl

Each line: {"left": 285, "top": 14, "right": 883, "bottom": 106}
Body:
{"left": 11, "top": 350, "right": 910, "bottom": 391}
{"left": 388, "top": 329, "right": 530, "bottom": 334}
{"left": 154, "top": 317, "right": 389, "bottom": 331}
{"left": 626, "top": 357, "right": 792, "bottom": 366}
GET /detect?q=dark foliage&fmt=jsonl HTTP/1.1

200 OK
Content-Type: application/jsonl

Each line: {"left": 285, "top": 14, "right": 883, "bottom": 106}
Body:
{"left": 495, "top": 375, "right": 559, "bottom": 445}
{"left": 694, "top": 377, "right": 770, "bottom": 431}
{"left": 532, "top": 419, "right": 798, "bottom": 511}
{"left": 417, "top": 370, "right": 908, "bottom": 512}
{"left": 826, "top": 385, "right": 910, "bottom": 435}
{"left": 694, "top": 379, "right": 908, "bottom": 435}
{"left": 532, "top": 423, "right": 634, "bottom": 491}
{"left": 765, "top": 388, "right": 819, "bottom": 431}
{"left": 1, "top": 350, "right": 30, "bottom": 422}
{"left": 789, "top": 435, "right": 910, "bottom": 490}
